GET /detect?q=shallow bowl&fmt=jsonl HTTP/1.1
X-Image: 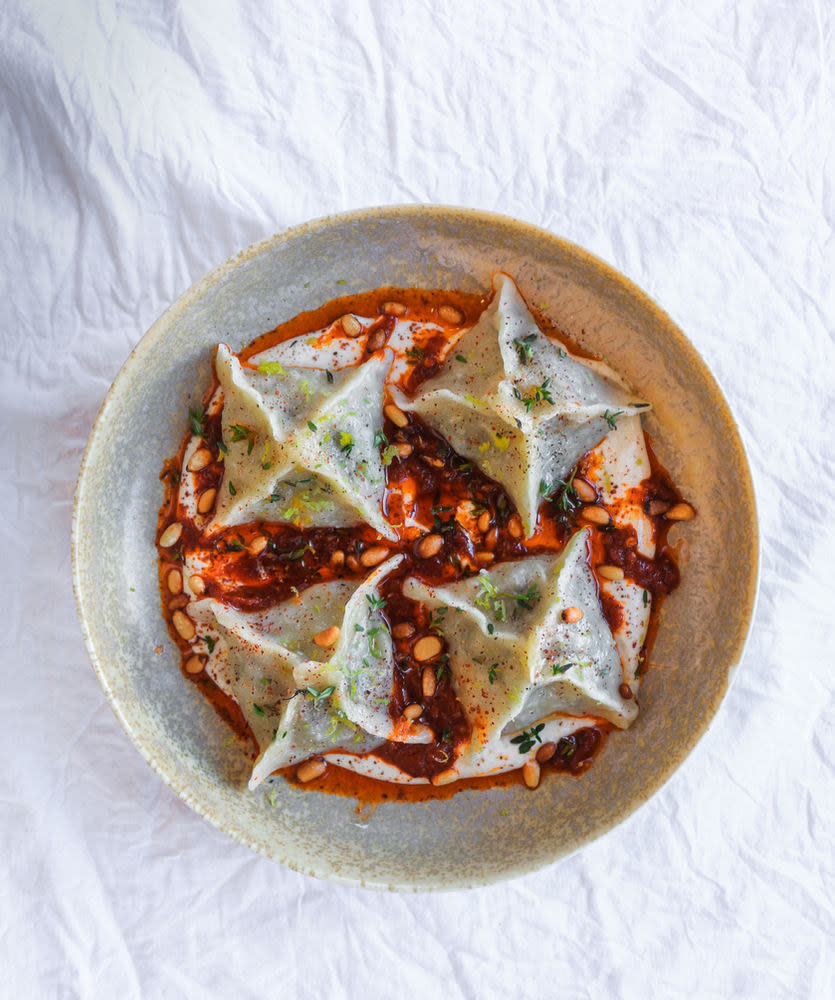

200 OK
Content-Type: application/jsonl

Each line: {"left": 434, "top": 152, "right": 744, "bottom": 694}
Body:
{"left": 72, "top": 205, "right": 758, "bottom": 890}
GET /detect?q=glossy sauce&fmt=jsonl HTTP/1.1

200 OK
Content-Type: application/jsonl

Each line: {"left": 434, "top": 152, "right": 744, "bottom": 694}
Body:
{"left": 157, "top": 286, "right": 690, "bottom": 802}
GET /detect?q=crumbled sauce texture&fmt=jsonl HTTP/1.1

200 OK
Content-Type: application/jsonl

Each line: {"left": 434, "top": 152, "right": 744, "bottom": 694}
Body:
{"left": 157, "top": 286, "right": 689, "bottom": 803}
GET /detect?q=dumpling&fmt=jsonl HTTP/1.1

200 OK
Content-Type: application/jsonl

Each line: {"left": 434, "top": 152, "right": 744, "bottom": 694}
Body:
{"left": 391, "top": 273, "right": 650, "bottom": 536}
{"left": 402, "top": 529, "right": 636, "bottom": 755}
{"left": 210, "top": 344, "right": 395, "bottom": 539}
{"left": 189, "top": 556, "right": 429, "bottom": 788}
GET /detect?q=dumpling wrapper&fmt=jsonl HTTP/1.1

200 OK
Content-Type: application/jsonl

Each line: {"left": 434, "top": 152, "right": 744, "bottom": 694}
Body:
{"left": 391, "top": 273, "right": 650, "bottom": 536}
{"left": 210, "top": 344, "right": 395, "bottom": 539}
{"left": 403, "top": 530, "right": 636, "bottom": 755}
{"left": 190, "top": 556, "right": 428, "bottom": 788}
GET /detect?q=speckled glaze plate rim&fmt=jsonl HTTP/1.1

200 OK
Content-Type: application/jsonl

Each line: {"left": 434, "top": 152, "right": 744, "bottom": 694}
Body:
{"left": 72, "top": 204, "right": 759, "bottom": 891}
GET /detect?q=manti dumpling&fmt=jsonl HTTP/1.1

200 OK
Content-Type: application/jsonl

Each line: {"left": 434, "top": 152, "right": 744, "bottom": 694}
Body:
{"left": 391, "top": 273, "right": 649, "bottom": 536}
{"left": 208, "top": 344, "right": 395, "bottom": 539}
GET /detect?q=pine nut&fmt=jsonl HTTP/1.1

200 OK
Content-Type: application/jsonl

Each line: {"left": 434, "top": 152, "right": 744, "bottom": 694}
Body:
{"left": 185, "top": 654, "right": 204, "bottom": 674}
{"left": 523, "top": 760, "right": 541, "bottom": 789}
{"left": 572, "top": 477, "right": 597, "bottom": 503}
{"left": 360, "top": 545, "right": 389, "bottom": 567}
{"left": 438, "top": 304, "right": 464, "bottom": 325}
{"left": 382, "top": 301, "right": 406, "bottom": 316}
{"left": 189, "top": 574, "right": 205, "bottom": 595}
{"left": 475, "top": 551, "right": 494, "bottom": 564}
{"left": 508, "top": 514, "right": 523, "bottom": 539}
{"left": 431, "top": 767, "right": 458, "bottom": 786}
{"left": 187, "top": 447, "right": 213, "bottom": 472}
{"left": 340, "top": 314, "right": 362, "bottom": 337}
{"left": 172, "top": 610, "right": 196, "bottom": 640}
{"left": 579, "top": 505, "right": 611, "bottom": 525}
{"left": 597, "top": 564, "right": 625, "bottom": 581}
{"left": 415, "top": 636, "right": 443, "bottom": 662}
{"left": 416, "top": 533, "right": 443, "bottom": 558}
{"left": 645, "top": 499, "right": 670, "bottom": 516}
{"left": 392, "top": 622, "right": 415, "bottom": 639}
{"left": 197, "top": 489, "right": 216, "bottom": 515}
{"left": 484, "top": 527, "right": 498, "bottom": 550}
{"left": 314, "top": 625, "right": 341, "bottom": 647}
{"left": 248, "top": 535, "right": 268, "bottom": 556}
{"left": 403, "top": 703, "right": 423, "bottom": 721}
{"left": 396, "top": 442, "right": 413, "bottom": 458}
{"left": 167, "top": 569, "right": 182, "bottom": 594}
{"left": 366, "top": 329, "right": 385, "bottom": 352}
{"left": 330, "top": 549, "right": 345, "bottom": 569}
{"left": 536, "top": 741, "right": 556, "bottom": 763}
{"left": 346, "top": 554, "right": 360, "bottom": 571}
{"left": 562, "top": 606, "right": 583, "bottom": 623}
{"left": 384, "top": 404, "right": 408, "bottom": 428}
{"left": 665, "top": 502, "right": 695, "bottom": 521}
{"left": 421, "top": 665, "right": 437, "bottom": 697}
{"left": 477, "top": 511, "right": 491, "bottom": 533}
{"left": 619, "top": 682, "right": 634, "bottom": 700}
{"left": 159, "top": 522, "right": 182, "bottom": 548}
{"left": 296, "top": 758, "right": 327, "bottom": 783}
{"left": 422, "top": 455, "right": 444, "bottom": 468}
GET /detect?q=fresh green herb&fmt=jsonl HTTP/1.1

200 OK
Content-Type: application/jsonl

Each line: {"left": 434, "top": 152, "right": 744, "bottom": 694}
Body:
{"left": 431, "top": 504, "right": 455, "bottom": 534}
{"left": 551, "top": 662, "right": 573, "bottom": 675}
{"left": 513, "top": 378, "right": 554, "bottom": 412}
{"left": 512, "top": 333, "right": 536, "bottom": 365}
{"left": 643, "top": 590, "right": 649, "bottom": 607}
{"left": 366, "top": 593, "right": 387, "bottom": 612}
{"left": 326, "top": 370, "right": 334, "bottom": 384}
{"left": 487, "top": 623, "right": 495, "bottom": 635}
{"left": 268, "top": 492, "right": 284, "bottom": 503}
{"left": 603, "top": 409, "right": 624, "bottom": 430}
{"left": 201, "top": 635, "right": 217, "bottom": 654}
{"left": 429, "top": 606, "right": 447, "bottom": 633}
{"left": 188, "top": 406, "right": 206, "bottom": 436}
{"left": 488, "top": 663, "right": 498, "bottom": 684}
{"left": 556, "top": 736, "right": 576, "bottom": 760}
{"left": 228, "top": 481, "right": 237, "bottom": 495}
{"left": 339, "top": 431, "right": 354, "bottom": 456}
{"left": 405, "top": 345, "right": 424, "bottom": 365}
{"left": 440, "top": 726, "right": 452, "bottom": 743}
{"left": 557, "top": 348, "right": 567, "bottom": 358}
{"left": 230, "top": 423, "right": 256, "bottom": 455}
{"left": 225, "top": 535, "right": 246, "bottom": 552}
{"left": 373, "top": 430, "right": 389, "bottom": 449}
{"left": 381, "top": 444, "right": 399, "bottom": 466}
{"left": 510, "top": 723, "right": 546, "bottom": 754}
{"left": 513, "top": 585, "right": 541, "bottom": 610}
{"left": 307, "top": 420, "right": 317, "bottom": 432}
{"left": 288, "top": 543, "right": 311, "bottom": 560}
{"left": 306, "top": 685, "right": 335, "bottom": 703}
{"left": 455, "top": 354, "right": 468, "bottom": 363}
{"left": 252, "top": 703, "right": 266, "bottom": 717}
{"left": 435, "top": 657, "right": 449, "bottom": 682}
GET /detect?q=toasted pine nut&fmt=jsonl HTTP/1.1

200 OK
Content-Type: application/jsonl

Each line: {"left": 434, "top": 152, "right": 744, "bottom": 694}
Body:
{"left": 396, "top": 442, "right": 413, "bottom": 458}
{"left": 477, "top": 511, "right": 491, "bottom": 533}
{"left": 572, "top": 477, "right": 597, "bottom": 503}
{"left": 197, "top": 489, "right": 216, "bottom": 515}
{"left": 475, "top": 551, "right": 494, "bottom": 564}
{"left": 665, "top": 502, "right": 695, "bottom": 521}
{"left": 431, "top": 767, "right": 458, "bottom": 786}
{"left": 159, "top": 522, "right": 182, "bottom": 548}
{"left": 422, "top": 455, "right": 444, "bottom": 468}
{"left": 415, "top": 636, "right": 443, "bottom": 662}
{"left": 403, "top": 703, "right": 423, "bottom": 721}
{"left": 296, "top": 759, "right": 327, "bottom": 783}
{"left": 392, "top": 622, "right": 415, "bottom": 639}
{"left": 536, "top": 741, "right": 556, "bottom": 763}
{"left": 188, "top": 574, "right": 205, "bottom": 595}
{"left": 421, "top": 665, "right": 437, "bottom": 697}
{"left": 187, "top": 447, "right": 213, "bottom": 472}
{"left": 579, "top": 505, "right": 611, "bottom": 525}
{"left": 168, "top": 595, "right": 188, "bottom": 610}
{"left": 645, "top": 499, "right": 670, "bottom": 516}
{"left": 508, "top": 514, "right": 523, "bottom": 539}
{"left": 248, "top": 535, "right": 268, "bottom": 556}
{"left": 561, "top": 606, "right": 583, "bottom": 623}
{"left": 360, "top": 545, "right": 389, "bottom": 568}
{"left": 330, "top": 549, "right": 345, "bottom": 569}
{"left": 366, "top": 329, "right": 386, "bottom": 352}
{"left": 185, "top": 654, "right": 204, "bottom": 675}
{"left": 619, "top": 682, "right": 634, "bottom": 700}
{"left": 382, "top": 301, "right": 406, "bottom": 316}
{"left": 172, "top": 610, "right": 195, "bottom": 640}
{"left": 597, "top": 564, "right": 625, "bottom": 581}
{"left": 484, "top": 526, "right": 498, "bottom": 551}
{"left": 416, "top": 533, "right": 443, "bottom": 559}
{"left": 523, "top": 760, "right": 541, "bottom": 789}
{"left": 314, "top": 625, "right": 341, "bottom": 647}
{"left": 346, "top": 554, "right": 360, "bottom": 572}
{"left": 384, "top": 404, "right": 408, "bottom": 428}
{"left": 340, "top": 314, "right": 362, "bottom": 337}
{"left": 167, "top": 569, "right": 182, "bottom": 594}
{"left": 438, "top": 304, "right": 464, "bottom": 325}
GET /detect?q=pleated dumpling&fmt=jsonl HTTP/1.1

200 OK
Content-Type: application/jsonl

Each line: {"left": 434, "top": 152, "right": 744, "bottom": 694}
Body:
{"left": 189, "top": 556, "right": 429, "bottom": 788}
{"left": 210, "top": 345, "right": 395, "bottom": 539}
{"left": 391, "top": 273, "right": 649, "bottom": 535}
{"left": 402, "top": 530, "right": 636, "bottom": 749}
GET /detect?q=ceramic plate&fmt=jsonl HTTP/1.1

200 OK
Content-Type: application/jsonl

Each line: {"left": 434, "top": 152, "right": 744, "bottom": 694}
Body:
{"left": 72, "top": 206, "right": 758, "bottom": 890}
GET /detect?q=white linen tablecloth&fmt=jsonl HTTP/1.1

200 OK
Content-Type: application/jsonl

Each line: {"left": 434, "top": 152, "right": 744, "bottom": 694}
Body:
{"left": 2, "top": 1, "right": 833, "bottom": 996}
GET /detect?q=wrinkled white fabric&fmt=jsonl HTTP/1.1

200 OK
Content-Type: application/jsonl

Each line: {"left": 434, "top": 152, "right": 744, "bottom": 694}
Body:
{"left": 2, "top": 1, "right": 833, "bottom": 998}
